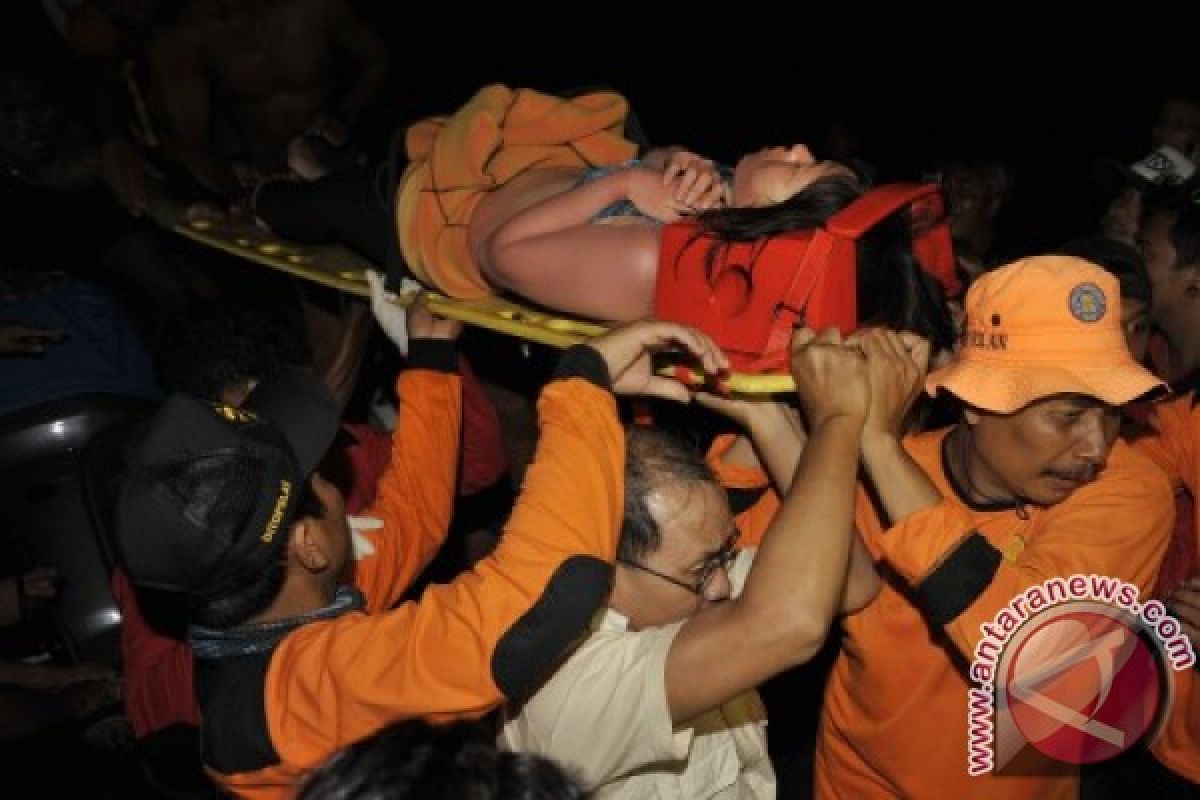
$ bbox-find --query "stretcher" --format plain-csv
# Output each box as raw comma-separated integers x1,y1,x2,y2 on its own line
172,182,954,396
173,217,797,394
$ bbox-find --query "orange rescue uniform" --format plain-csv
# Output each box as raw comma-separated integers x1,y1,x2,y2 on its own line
816,428,1172,800
202,347,624,799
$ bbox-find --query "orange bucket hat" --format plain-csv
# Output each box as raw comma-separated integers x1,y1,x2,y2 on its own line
925,255,1165,413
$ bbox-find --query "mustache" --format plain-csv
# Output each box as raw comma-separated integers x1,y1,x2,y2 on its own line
1042,463,1100,483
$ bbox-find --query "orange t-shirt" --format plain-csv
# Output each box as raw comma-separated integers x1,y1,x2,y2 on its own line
207,368,624,799
817,428,1172,800
1134,389,1200,783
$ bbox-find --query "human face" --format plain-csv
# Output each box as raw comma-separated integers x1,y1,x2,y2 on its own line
1120,296,1151,363
1138,210,1200,332
614,481,736,630
966,394,1121,507
732,144,856,208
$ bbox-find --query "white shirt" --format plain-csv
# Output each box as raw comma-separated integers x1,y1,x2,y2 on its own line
500,550,774,798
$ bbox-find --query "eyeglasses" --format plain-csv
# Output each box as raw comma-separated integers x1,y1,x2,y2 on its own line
617,528,741,596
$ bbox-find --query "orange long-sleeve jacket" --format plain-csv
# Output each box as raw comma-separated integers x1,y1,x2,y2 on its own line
199,345,624,799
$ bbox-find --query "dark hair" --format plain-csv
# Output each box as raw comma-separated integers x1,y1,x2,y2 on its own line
857,212,958,353
686,176,957,353
621,427,716,563
1056,236,1151,304
298,719,589,800
156,300,312,402
694,175,863,241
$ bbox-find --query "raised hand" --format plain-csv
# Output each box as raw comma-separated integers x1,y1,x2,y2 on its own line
789,327,870,430
850,328,931,445
586,321,728,403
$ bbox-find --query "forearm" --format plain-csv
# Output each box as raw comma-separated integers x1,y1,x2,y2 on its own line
666,416,862,721
490,169,636,246
861,434,942,525
283,349,624,734
741,416,863,640
366,341,463,599
746,414,807,494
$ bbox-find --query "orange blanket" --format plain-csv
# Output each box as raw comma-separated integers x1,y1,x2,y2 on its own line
395,84,638,299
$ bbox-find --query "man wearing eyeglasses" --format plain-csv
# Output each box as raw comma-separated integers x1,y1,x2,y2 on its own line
500,327,926,798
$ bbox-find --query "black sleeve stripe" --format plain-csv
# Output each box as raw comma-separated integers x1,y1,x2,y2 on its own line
491,556,613,703
916,532,1002,626
197,651,280,774
551,345,612,390
406,339,459,374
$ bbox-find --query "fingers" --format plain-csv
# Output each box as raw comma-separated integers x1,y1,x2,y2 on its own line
640,375,693,405
663,152,721,209
637,322,728,375
814,327,844,346
790,327,817,351
694,391,745,418
673,166,703,206
695,178,729,211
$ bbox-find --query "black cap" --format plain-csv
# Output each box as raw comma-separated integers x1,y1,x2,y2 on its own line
114,369,339,596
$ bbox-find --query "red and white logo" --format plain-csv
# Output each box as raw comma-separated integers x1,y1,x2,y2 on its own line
993,602,1167,768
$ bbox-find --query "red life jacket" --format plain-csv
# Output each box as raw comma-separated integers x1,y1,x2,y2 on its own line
654,183,958,373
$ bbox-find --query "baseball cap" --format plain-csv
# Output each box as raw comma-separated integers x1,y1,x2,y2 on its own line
1094,145,1197,195
925,256,1166,413
114,368,340,596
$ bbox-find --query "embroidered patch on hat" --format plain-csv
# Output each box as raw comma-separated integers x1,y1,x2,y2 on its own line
1068,282,1106,323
